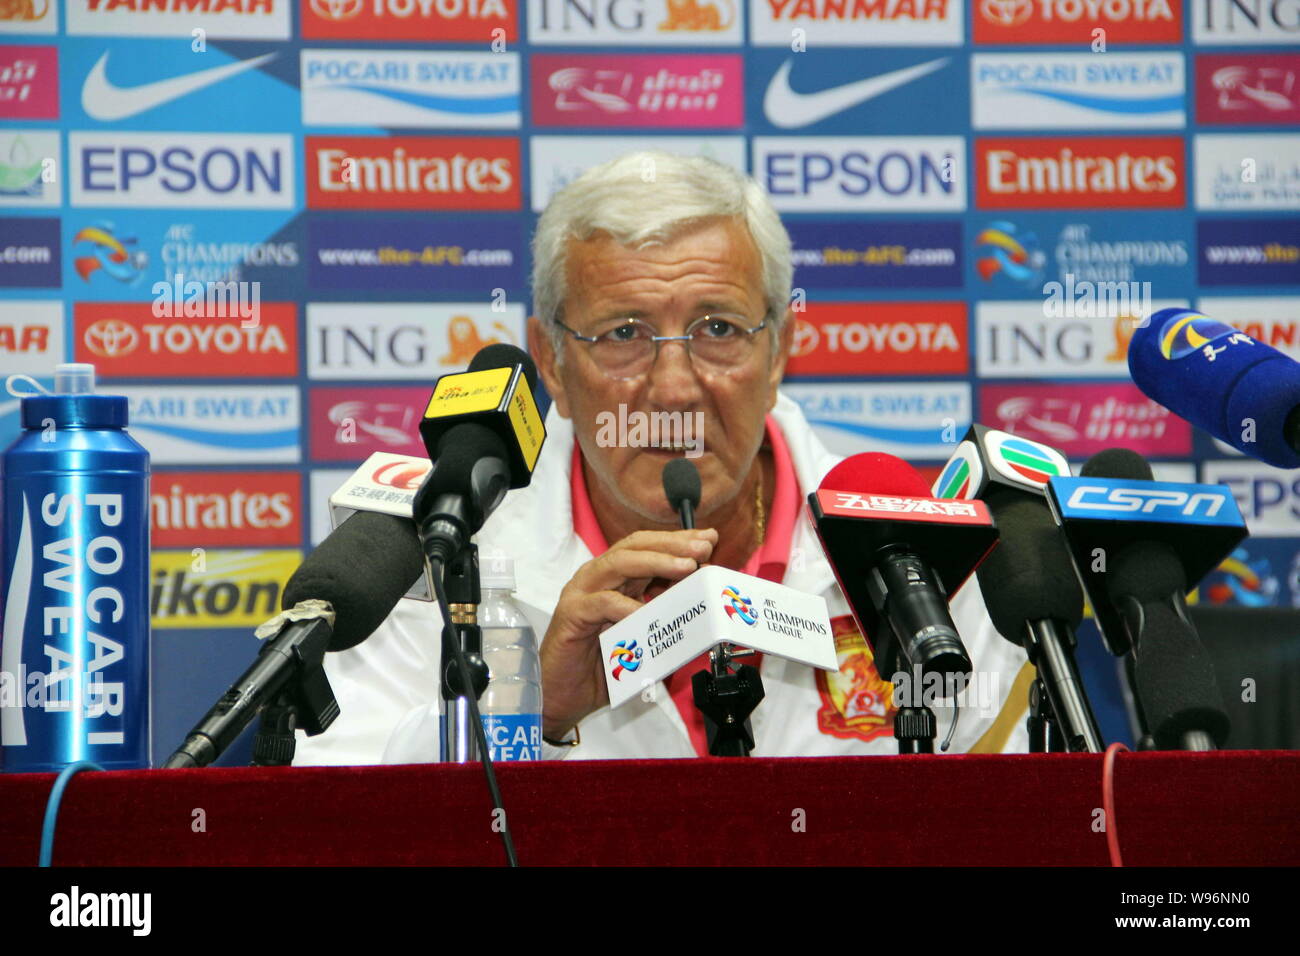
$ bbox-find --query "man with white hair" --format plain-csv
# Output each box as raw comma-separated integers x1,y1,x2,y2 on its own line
293,152,1031,765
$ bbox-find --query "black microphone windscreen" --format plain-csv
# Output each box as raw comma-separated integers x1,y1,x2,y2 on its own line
1108,540,1188,604
282,511,426,651
428,423,509,494
977,496,1084,644
468,343,538,392
1131,603,1230,748
1081,448,1154,481
662,457,702,510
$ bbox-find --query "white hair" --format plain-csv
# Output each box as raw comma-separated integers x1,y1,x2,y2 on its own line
531,151,793,349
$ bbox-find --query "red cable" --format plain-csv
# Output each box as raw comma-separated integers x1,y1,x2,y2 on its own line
1102,742,1131,867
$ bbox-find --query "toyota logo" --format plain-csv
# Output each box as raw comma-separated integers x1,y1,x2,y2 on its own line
982,0,1033,26
310,0,362,19
84,319,139,357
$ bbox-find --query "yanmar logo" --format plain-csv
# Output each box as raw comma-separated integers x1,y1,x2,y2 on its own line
976,136,1185,209
306,136,519,210
976,0,1180,43
0,300,61,374
753,0,963,45
69,0,290,38
151,471,301,547
74,303,296,377
302,0,517,42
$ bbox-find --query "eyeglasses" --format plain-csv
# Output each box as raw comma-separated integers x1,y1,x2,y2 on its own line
554,311,771,381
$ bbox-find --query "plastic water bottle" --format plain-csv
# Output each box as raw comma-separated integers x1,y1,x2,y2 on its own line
1,364,151,772
478,555,541,761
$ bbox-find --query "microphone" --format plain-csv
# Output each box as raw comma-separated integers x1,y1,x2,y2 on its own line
413,344,546,564
1046,448,1241,750
809,452,996,686
662,458,701,530
1128,307,1300,468
163,509,427,767
934,426,1104,753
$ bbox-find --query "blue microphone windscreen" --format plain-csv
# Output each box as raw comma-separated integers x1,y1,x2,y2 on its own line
1129,308,1300,468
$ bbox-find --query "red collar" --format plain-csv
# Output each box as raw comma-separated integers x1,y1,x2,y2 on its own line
570,414,801,583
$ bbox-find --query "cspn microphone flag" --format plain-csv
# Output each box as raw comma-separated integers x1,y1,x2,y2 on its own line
419,344,545,489
1128,307,1300,469
1045,474,1248,657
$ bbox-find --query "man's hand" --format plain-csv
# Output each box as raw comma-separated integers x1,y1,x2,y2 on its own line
540,528,717,739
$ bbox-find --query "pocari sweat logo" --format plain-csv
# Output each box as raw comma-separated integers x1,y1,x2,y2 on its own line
117,385,300,464
301,50,520,129
972,54,1184,129
783,382,971,459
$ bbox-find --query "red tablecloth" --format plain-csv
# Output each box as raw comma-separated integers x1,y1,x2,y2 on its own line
2,752,1296,866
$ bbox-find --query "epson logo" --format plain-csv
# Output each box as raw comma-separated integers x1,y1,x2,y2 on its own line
757,137,963,212
70,133,293,209
1066,485,1227,517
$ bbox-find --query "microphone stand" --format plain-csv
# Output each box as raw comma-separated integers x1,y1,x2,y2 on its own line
1023,620,1104,753
164,612,339,769
1026,678,1064,753
692,643,765,757
438,543,491,763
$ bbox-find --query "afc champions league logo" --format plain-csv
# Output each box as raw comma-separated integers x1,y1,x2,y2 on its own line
722,586,757,626
609,640,643,680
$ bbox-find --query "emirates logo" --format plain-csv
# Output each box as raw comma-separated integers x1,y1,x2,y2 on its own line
981,0,1033,25
84,319,139,358
310,0,362,20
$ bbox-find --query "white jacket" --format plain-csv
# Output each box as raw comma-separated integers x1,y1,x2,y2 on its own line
292,393,1031,766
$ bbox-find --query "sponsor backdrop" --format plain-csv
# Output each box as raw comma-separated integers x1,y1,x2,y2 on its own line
3,0,1297,760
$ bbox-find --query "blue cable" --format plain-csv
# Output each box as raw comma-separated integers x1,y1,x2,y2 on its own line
39,761,103,867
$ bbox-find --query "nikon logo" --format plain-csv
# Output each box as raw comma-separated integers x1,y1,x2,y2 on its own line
150,550,300,629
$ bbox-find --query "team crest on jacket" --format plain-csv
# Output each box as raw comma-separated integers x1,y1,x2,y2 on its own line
815,615,895,742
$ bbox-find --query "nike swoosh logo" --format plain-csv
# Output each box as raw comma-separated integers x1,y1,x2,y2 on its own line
82,51,277,121
764,58,950,129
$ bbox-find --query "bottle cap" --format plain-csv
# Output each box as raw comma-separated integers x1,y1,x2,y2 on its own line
480,553,515,590
54,363,96,395
20,362,127,428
